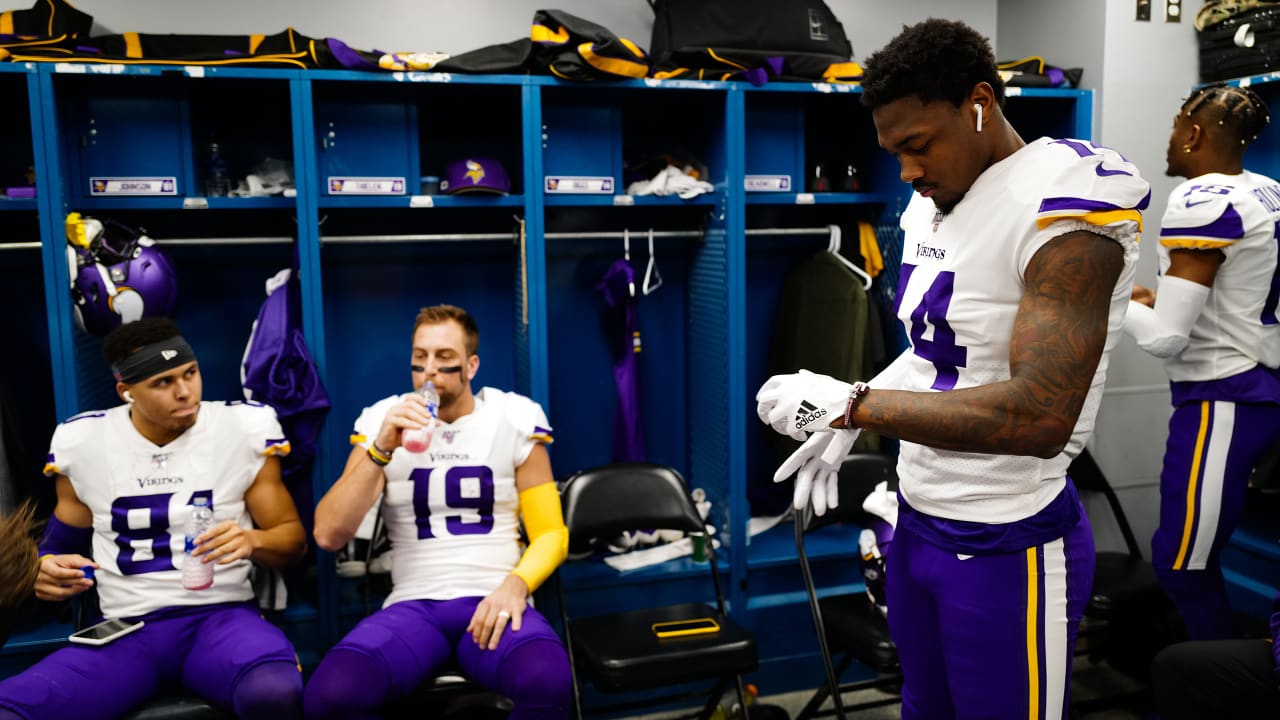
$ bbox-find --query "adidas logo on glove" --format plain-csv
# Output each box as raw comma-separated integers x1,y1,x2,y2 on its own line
794,400,827,430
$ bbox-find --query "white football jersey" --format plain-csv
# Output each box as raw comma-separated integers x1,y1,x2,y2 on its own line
350,387,552,605
891,137,1149,524
43,402,290,619
1157,171,1280,381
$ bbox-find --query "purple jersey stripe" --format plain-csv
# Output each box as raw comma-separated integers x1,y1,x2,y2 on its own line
1159,203,1245,241
264,437,288,448
1038,196,1127,214
63,411,106,424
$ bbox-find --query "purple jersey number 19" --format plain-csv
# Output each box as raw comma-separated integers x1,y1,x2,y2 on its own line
410,465,496,539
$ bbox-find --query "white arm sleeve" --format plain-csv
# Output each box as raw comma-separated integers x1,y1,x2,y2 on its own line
1123,274,1211,359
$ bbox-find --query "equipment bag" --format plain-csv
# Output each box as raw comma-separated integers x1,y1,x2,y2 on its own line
648,0,857,83
1197,4,1280,81
997,56,1083,88
0,0,91,55
1,25,380,69
436,9,649,81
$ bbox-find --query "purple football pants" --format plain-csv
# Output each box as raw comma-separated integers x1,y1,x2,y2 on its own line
304,597,571,720
0,601,301,720
887,504,1095,719
1152,400,1280,640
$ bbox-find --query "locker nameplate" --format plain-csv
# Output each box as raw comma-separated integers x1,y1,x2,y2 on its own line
744,175,791,192
327,177,406,195
544,176,613,194
90,177,177,196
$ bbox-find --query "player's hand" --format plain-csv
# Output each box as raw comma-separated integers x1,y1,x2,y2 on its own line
467,575,529,651
375,392,437,451
1131,284,1156,307
196,521,259,565
774,429,859,515
34,554,97,601
756,370,854,440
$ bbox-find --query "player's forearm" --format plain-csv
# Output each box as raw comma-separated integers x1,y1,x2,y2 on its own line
843,380,1080,459
249,519,306,568
314,457,384,551
849,230,1114,458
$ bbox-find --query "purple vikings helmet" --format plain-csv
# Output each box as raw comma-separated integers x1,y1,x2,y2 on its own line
439,157,511,195
65,213,178,337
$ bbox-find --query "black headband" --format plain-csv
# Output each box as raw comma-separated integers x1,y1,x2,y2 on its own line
112,336,196,384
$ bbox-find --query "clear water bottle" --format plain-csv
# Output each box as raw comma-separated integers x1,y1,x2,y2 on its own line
400,381,439,453
204,141,231,197
182,496,214,591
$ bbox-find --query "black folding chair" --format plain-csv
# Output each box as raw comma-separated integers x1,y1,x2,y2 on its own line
1068,448,1178,715
556,462,757,720
793,453,901,720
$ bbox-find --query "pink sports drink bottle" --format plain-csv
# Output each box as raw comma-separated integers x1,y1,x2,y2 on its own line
400,381,439,453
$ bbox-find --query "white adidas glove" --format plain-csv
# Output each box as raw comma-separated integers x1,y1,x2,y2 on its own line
756,370,854,441
773,428,859,515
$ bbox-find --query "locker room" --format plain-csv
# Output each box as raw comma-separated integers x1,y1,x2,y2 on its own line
1,1,1277,718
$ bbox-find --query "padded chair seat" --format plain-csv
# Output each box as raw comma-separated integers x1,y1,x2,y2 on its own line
817,593,898,673
569,602,757,692
1088,551,1158,616
122,696,231,720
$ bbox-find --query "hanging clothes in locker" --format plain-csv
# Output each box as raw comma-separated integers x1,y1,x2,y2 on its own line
596,235,645,462
755,249,878,516
241,268,331,520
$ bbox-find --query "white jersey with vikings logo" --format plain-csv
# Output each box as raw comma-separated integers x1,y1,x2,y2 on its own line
351,387,552,605
1157,171,1280,381
891,136,1149,524
43,401,290,619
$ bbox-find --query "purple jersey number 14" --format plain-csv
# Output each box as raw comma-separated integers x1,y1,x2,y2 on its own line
898,264,968,390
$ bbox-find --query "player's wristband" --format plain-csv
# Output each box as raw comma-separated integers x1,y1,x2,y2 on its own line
512,482,568,592
843,381,871,427
367,444,393,467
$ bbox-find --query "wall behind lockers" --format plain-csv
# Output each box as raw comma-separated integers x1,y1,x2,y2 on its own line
996,0,1106,138
68,0,998,66
1093,1,1201,555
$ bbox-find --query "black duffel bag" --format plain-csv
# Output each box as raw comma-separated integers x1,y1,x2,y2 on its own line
1198,5,1280,82
648,0,857,82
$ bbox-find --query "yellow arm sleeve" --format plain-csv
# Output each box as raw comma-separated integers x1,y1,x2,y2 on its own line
512,481,569,592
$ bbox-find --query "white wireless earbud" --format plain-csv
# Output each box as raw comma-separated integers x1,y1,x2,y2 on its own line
123,390,134,403
974,103,983,132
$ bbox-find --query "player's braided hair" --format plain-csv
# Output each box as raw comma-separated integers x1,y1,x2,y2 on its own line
861,18,1005,111
0,502,41,610
1181,82,1272,146
102,316,183,366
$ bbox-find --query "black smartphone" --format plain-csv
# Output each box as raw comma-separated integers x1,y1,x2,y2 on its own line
68,618,145,646
651,617,720,638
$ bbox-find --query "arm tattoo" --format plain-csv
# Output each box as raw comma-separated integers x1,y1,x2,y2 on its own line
849,230,1124,458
